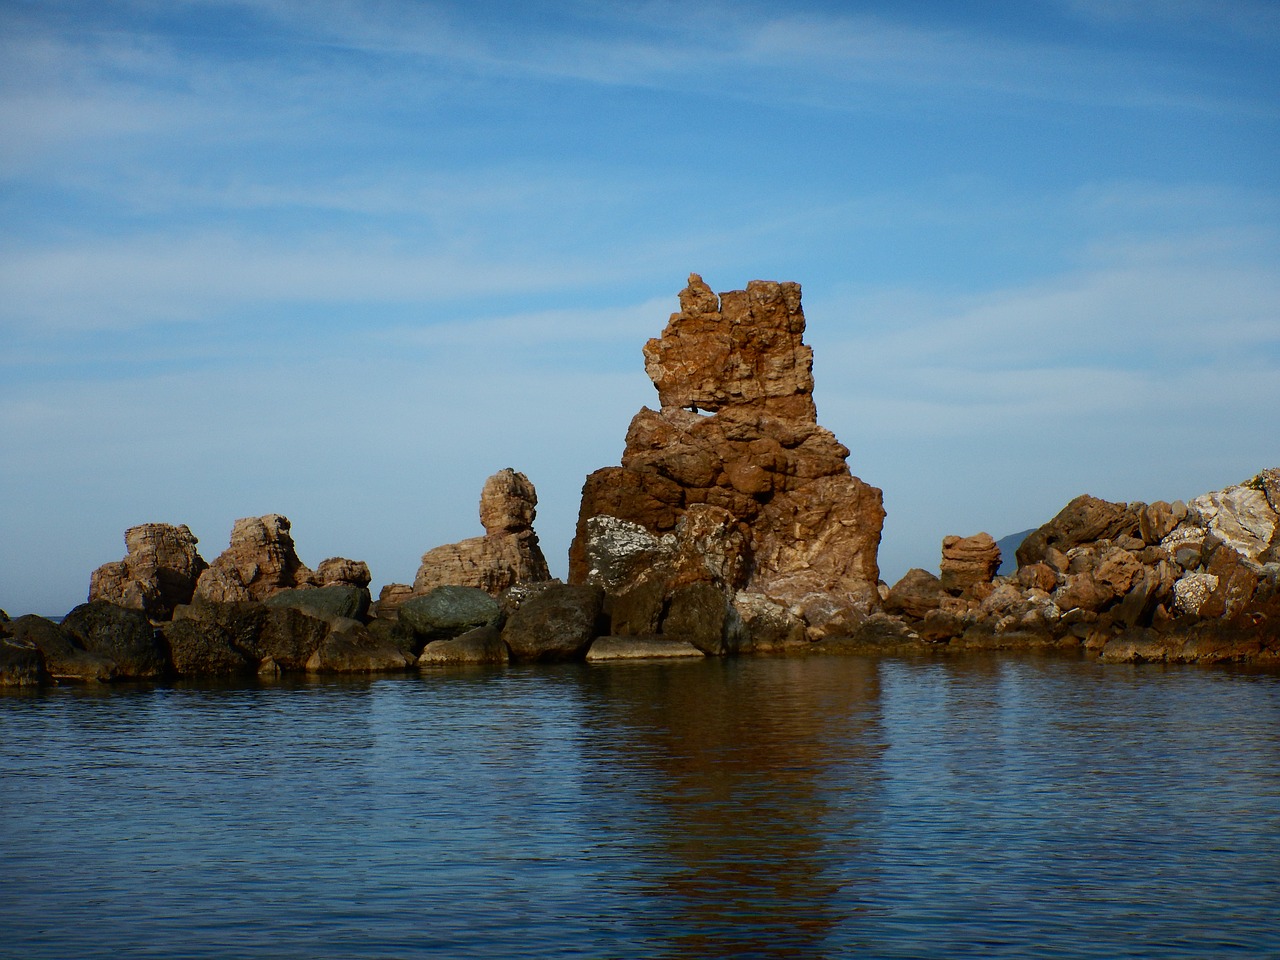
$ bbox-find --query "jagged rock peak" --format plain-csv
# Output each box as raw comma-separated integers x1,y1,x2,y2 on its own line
641,273,817,422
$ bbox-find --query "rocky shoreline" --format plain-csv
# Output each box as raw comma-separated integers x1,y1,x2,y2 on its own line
3,275,1277,685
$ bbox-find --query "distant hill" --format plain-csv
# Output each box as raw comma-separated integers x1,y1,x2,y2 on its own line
995,529,1036,576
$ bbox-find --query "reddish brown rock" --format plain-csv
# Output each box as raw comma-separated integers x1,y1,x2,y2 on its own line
413,468,551,597
193,514,316,603
1016,495,1141,568
940,533,1001,596
885,569,946,620
569,275,884,632
316,558,371,588
89,523,208,620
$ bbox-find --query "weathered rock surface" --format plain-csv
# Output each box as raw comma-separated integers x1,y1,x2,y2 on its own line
194,515,316,603
880,470,1279,663
418,624,509,665
501,583,604,663
940,533,1001,596
61,601,170,680
0,633,45,687
413,468,552,596
161,617,257,676
398,586,502,641
305,620,416,673
89,523,207,620
264,584,370,624
9,614,117,682
585,636,705,661
569,275,884,644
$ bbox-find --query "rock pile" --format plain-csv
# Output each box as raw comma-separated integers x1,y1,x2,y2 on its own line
569,274,885,649
878,470,1280,663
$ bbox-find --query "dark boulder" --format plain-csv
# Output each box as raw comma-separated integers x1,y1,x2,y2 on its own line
264,584,370,623
9,615,117,682
418,624,509,665
257,606,330,671
661,581,732,655
161,618,257,676
306,620,415,673
0,635,46,687
399,586,502,641
501,584,604,662
61,602,170,680
173,600,269,654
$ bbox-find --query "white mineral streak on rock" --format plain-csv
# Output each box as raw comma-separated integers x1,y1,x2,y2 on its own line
1173,573,1219,615
1188,486,1278,561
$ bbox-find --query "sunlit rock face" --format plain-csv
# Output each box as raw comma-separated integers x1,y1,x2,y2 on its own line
570,274,884,643
89,523,208,621
193,514,317,604
411,468,552,598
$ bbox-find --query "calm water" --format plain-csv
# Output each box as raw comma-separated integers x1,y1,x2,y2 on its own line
2,654,1278,959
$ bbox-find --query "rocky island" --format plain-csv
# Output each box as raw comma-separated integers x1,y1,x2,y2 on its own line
2,275,1277,684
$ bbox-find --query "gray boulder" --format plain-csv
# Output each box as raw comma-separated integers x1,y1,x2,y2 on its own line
161,618,257,676
264,584,370,623
399,586,501,640
256,606,331,671
501,584,604,662
661,581,731,655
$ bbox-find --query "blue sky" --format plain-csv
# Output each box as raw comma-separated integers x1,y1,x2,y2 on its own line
2,0,1278,617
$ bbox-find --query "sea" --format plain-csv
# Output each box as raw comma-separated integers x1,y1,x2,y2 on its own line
2,652,1278,959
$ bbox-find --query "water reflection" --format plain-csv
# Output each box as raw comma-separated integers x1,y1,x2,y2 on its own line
577,657,887,957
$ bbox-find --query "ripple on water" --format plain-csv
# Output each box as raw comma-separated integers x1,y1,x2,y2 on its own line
1,656,1278,959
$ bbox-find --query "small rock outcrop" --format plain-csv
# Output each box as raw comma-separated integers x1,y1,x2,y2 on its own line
194,515,317,603
406,469,552,600
89,523,208,621
569,275,884,644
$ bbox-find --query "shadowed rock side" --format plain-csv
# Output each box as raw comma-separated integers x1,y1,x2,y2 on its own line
89,523,207,621
569,274,885,647
877,468,1280,664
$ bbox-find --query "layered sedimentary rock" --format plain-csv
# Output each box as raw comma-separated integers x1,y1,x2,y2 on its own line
193,514,316,603
89,523,208,620
940,533,1001,596
570,274,884,643
410,468,551,598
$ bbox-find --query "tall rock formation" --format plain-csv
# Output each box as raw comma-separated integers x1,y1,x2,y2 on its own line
88,523,208,621
570,274,884,642
411,468,552,597
193,514,317,603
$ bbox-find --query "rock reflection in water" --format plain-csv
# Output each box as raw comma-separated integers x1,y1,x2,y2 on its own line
577,656,885,957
